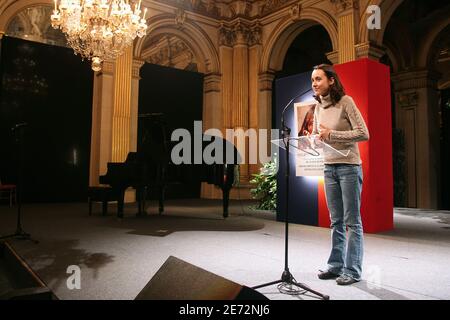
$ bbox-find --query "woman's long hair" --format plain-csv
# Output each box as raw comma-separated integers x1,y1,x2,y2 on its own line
313,64,346,105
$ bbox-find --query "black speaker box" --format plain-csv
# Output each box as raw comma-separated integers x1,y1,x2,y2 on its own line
0,241,54,300
135,256,268,300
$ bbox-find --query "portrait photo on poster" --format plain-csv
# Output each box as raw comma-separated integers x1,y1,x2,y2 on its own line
294,101,324,177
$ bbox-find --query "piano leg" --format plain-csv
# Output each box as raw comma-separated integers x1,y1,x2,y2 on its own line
158,185,165,215
136,187,142,215
117,190,125,218
135,187,147,216
102,199,108,216
88,198,92,216
222,187,230,218
141,187,147,215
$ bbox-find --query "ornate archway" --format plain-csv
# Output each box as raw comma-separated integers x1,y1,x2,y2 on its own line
3,4,66,46
261,8,338,73
385,1,450,209
134,14,221,131
358,0,404,45
134,14,219,75
0,0,52,32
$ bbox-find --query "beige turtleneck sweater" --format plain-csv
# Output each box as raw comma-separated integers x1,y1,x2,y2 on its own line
312,94,369,165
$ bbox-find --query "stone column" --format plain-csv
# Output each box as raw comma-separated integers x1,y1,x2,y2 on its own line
257,71,276,173
89,61,115,186
392,69,441,209
248,23,262,179
130,59,145,152
200,73,223,199
111,46,133,162
200,26,233,200
219,25,234,132
334,0,358,63
89,47,137,202
203,73,222,132
231,21,250,183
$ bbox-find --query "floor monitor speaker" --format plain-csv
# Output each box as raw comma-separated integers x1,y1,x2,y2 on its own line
135,256,268,300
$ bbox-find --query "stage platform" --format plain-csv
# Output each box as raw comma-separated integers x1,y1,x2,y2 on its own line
0,199,449,300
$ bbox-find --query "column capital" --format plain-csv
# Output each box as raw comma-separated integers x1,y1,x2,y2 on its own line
204,73,221,93
355,42,385,61
258,71,275,91
392,69,441,91
396,91,419,109
219,25,235,47
326,50,339,64
330,0,359,16
99,60,115,75
219,21,261,47
248,22,262,47
233,21,251,46
132,59,145,79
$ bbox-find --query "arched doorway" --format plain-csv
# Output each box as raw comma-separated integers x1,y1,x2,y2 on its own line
432,26,450,209
271,24,333,128
133,19,220,199
258,11,338,137
138,34,204,198
381,0,450,209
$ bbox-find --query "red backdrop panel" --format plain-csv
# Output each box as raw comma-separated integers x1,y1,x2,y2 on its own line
318,177,330,228
317,59,394,233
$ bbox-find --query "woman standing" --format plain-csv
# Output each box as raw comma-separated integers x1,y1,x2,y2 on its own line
311,64,369,285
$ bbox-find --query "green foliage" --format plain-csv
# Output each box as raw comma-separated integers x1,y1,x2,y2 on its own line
250,160,277,210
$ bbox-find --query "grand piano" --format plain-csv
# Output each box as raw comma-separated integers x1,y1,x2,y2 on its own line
99,113,241,218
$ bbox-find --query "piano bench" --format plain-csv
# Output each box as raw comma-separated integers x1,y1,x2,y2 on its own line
87,186,119,216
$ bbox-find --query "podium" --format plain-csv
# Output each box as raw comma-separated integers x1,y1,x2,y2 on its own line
273,135,350,177
272,135,350,158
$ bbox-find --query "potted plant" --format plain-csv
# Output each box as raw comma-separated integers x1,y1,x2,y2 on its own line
250,159,277,211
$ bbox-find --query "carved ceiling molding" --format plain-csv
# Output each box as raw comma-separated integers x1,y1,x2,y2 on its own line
329,0,358,14
289,2,302,22
142,35,196,70
219,19,261,47
260,0,291,15
157,0,301,20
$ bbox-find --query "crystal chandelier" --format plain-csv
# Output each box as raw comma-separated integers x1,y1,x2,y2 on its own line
50,0,148,71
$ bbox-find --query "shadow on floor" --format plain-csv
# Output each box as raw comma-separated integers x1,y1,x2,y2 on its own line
85,198,268,237
353,281,410,300
94,213,266,237
8,239,115,297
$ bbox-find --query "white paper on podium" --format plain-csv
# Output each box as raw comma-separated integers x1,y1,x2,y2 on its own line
271,135,350,176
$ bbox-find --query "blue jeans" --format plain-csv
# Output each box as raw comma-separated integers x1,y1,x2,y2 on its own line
324,164,364,280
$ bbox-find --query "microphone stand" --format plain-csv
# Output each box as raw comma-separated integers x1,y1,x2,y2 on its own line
0,123,38,243
252,89,329,300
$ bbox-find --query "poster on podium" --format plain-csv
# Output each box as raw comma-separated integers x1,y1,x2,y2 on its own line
271,135,350,177
294,100,323,176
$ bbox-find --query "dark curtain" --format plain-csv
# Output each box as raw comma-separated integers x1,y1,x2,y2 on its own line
0,36,93,202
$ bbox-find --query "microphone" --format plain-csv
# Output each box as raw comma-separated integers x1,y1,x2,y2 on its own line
280,88,313,137
12,122,28,130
